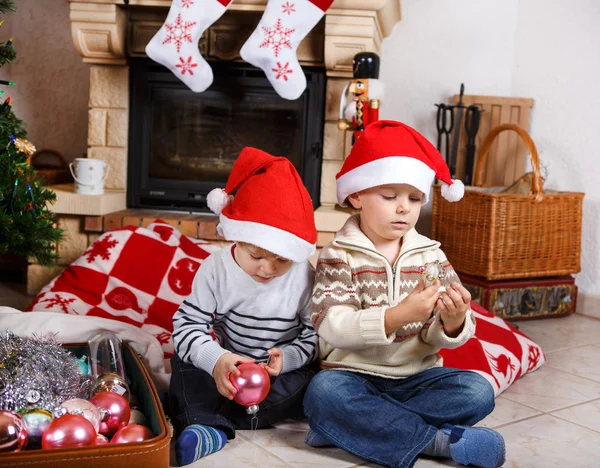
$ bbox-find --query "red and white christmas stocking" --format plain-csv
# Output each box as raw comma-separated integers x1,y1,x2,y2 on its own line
240,0,334,100
145,0,233,92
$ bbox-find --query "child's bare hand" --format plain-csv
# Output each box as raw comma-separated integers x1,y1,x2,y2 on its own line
259,348,283,377
385,280,440,333
438,282,471,336
213,353,254,400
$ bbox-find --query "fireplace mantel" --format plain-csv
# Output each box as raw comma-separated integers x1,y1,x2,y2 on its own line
69,0,401,70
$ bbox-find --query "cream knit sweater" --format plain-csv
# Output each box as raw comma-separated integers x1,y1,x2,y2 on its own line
311,215,475,378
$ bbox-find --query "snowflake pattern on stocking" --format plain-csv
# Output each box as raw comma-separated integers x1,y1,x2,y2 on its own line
282,2,295,15
176,56,198,75
260,18,295,57
162,13,197,53
42,294,76,314
85,235,119,263
272,61,293,81
181,0,194,8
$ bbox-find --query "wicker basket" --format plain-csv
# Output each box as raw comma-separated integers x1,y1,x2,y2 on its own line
432,123,584,280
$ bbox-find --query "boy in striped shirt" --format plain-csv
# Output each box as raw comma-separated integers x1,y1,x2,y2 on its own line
169,147,318,466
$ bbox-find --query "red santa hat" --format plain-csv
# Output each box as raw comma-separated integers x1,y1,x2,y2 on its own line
336,120,464,205
206,147,317,262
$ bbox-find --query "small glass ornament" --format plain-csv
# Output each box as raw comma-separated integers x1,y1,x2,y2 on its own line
60,398,101,432
419,261,446,287
229,363,270,416
41,413,96,450
18,407,53,449
111,424,154,444
88,333,130,401
90,391,130,438
129,407,148,426
95,433,110,445
0,410,28,452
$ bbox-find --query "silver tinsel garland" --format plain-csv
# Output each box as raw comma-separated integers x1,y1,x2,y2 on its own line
0,331,87,412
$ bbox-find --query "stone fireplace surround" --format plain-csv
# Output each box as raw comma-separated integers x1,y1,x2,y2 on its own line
27,0,401,295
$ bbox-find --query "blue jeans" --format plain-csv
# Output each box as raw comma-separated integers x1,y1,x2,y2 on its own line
303,367,495,468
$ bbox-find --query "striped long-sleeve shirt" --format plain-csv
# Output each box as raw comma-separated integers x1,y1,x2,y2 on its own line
172,245,318,376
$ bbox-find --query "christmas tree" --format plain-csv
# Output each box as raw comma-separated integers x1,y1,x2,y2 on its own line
0,0,62,266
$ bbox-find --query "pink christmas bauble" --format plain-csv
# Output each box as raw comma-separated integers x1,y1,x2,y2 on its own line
229,363,270,413
95,434,110,445
60,398,101,432
90,391,130,438
0,410,28,452
41,413,96,450
111,424,154,444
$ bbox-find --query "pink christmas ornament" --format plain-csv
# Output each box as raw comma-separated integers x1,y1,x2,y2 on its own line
111,424,154,444
229,363,271,415
0,410,28,452
90,391,130,438
95,434,110,445
60,398,101,432
41,413,96,450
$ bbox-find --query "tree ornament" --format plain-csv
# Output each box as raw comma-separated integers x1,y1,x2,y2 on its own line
88,333,130,401
95,433,110,445
229,362,271,415
41,413,96,450
90,392,130,438
18,407,53,449
111,424,154,444
0,410,28,452
13,137,35,157
59,398,101,432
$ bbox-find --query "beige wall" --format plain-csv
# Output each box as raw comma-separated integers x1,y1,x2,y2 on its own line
5,0,89,163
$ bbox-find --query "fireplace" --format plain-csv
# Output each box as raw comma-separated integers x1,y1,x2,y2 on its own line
128,58,325,211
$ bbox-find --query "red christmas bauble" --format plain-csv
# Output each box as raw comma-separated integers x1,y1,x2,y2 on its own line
229,363,270,414
41,413,96,450
0,410,28,452
90,391,130,437
111,424,154,444
95,434,110,445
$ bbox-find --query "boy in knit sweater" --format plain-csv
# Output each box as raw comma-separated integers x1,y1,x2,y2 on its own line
303,121,505,468
170,147,319,466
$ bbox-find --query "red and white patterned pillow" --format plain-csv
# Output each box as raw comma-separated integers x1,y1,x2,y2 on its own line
440,302,545,396
27,221,221,359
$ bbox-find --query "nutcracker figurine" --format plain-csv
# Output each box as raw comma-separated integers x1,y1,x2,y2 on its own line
338,52,385,143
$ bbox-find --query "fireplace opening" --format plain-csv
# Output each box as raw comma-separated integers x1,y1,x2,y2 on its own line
128,58,326,212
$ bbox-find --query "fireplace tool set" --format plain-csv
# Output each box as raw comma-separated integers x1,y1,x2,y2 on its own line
435,84,483,185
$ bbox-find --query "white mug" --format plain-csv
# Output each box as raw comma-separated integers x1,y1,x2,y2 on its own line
69,158,109,195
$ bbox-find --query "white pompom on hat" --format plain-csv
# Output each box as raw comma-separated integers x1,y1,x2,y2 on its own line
336,120,465,205
206,147,317,262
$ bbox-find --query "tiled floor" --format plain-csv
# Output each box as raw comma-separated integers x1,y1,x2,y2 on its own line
2,282,600,467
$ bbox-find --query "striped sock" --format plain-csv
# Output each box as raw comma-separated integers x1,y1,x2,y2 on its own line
175,424,227,466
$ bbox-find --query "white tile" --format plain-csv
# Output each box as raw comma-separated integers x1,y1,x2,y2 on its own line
355,459,455,468
239,420,364,468
500,364,600,412
172,433,291,468
497,414,600,467
553,399,600,433
477,396,542,428
545,345,600,383
515,315,600,353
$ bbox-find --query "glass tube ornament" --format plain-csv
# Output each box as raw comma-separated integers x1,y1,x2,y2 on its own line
88,332,130,401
